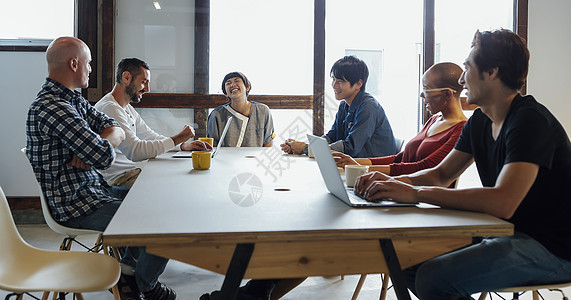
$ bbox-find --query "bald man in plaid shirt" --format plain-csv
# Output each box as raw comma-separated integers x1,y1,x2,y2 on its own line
26,37,176,300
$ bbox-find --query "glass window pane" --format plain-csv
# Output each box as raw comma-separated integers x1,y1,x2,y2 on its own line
134,108,195,137
0,0,74,45
116,0,196,136
115,0,195,93
326,0,424,141
435,0,514,67
210,1,313,95
210,0,314,142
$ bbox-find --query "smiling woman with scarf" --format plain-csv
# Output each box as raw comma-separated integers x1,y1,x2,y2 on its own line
207,71,275,147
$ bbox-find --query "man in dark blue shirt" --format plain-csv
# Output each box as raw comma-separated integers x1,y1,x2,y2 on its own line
281,56,399,158
355,29,571,299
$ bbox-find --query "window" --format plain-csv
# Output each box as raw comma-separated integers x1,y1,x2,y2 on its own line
116,0,195,93
116,0,196,136
210,1,313,95
0,0,74,48
435,0,514,116
107,1,523,139
435,0,514,66
326,0,423,141
210,0,314,141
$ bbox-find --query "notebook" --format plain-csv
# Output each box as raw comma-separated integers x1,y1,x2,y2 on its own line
307,134,415,208
173,116,233,158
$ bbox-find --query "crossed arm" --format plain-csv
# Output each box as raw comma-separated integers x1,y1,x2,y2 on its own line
354,149,539,219
68,126,125,170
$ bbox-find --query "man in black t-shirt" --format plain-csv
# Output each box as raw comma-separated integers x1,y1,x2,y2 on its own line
355,29,571,299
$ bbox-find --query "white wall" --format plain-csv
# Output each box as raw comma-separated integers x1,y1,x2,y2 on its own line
527,0,571,135
1,1,570,196
0,52,46,196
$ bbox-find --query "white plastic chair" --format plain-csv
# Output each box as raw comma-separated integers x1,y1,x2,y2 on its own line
20,148,106,252
0,186,121,300
20,148,122,299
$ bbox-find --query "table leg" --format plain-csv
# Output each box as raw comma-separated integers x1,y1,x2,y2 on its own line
219,243,255,300
379,239,412,300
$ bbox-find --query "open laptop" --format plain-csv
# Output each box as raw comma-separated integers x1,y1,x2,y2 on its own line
307,134,414,208
173,116,233,158
211,116,233,158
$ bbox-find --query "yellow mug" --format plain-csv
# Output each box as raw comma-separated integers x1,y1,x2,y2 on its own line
198,137,214,148
192,151,211,169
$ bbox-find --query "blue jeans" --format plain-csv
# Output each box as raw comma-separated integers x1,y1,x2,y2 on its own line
61,188,168,292
404,231,571,300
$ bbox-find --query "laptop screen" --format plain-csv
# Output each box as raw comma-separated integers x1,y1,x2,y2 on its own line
212,116,233,158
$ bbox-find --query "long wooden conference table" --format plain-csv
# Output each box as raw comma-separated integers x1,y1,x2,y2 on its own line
103,147,513,300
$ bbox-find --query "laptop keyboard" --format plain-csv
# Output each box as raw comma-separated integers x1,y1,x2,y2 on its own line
346,188,371,204
345,188,404,206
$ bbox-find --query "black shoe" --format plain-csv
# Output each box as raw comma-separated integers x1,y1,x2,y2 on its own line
141,282,176,300
200,290,262,300
241,279,276,299
199,292,214,300
199,279,277,300
116,274,141,300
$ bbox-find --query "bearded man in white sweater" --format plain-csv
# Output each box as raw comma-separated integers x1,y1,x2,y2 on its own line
95,58,210,188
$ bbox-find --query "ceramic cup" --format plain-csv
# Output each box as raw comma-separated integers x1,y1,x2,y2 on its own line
198,137,214,148
192,151,211,169
345,165,369,188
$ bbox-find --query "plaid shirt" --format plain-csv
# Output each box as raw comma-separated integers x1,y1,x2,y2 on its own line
26,78,121,222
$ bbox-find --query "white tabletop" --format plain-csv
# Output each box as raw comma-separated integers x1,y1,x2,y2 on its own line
104,147,512,246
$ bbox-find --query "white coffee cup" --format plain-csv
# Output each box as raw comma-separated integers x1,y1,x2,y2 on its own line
307,145,314,158
345,165,369,188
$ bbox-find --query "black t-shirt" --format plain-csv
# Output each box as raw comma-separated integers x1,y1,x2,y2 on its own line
455,94,571,261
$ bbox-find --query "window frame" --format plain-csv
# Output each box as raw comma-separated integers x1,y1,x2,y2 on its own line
90,0,527,136
0,45,49,52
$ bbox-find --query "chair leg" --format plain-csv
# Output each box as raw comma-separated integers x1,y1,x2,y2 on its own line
102,242,122,300
532,290,539,300
105,246,122,300
92,233,104,253
379,273,390,300
53,292,67,300
75,293,84,300
478,292,488,300
41,291,50,300
112,246,122,261
4,293,22,300
112,284,121,300
104,245,122,262
351,274,367,300
59,237,73,251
